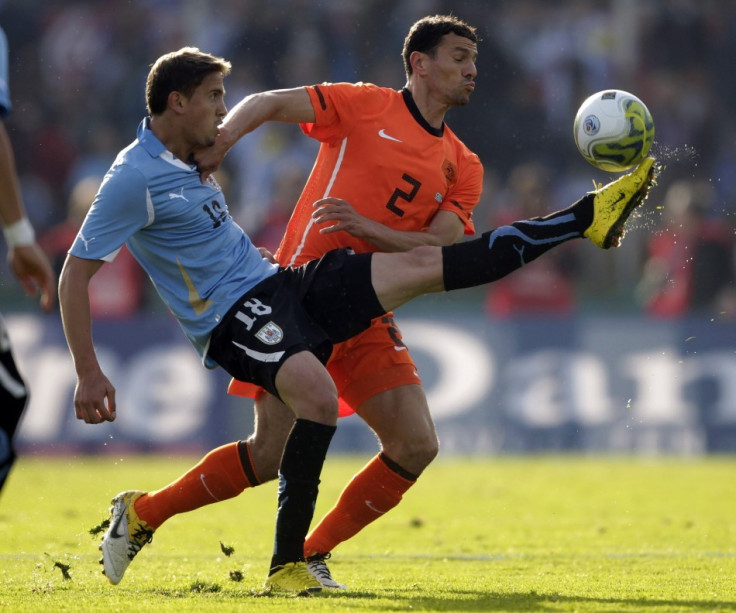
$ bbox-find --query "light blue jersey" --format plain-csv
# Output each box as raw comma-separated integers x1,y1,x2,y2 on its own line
70,118,278,364
0,27,11,117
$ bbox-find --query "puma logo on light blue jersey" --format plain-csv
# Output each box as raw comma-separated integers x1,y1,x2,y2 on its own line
168,187,189,202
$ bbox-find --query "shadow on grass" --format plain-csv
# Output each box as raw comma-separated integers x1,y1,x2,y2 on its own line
330,589,736,611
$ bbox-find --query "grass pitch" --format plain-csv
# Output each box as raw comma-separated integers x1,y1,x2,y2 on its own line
0,454,734,612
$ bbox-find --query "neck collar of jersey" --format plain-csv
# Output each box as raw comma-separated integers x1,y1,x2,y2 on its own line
401,88,444,138
137,117,194,171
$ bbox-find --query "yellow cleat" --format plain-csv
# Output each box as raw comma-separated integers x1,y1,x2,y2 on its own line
263,561,323,595
585,156,657,249
99,490,154,585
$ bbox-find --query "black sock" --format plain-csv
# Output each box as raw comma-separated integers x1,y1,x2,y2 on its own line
236,440,262,486
442,194,592,291
379,452,418,481
269,418,336,571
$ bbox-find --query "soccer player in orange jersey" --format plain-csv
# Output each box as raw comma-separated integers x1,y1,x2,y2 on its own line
130,15,482,588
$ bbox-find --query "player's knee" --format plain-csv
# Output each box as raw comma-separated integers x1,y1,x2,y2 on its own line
244,434,281,482
404,245,441,270
385,433,438,474
414,434,439,466
290,389,339,425
306,393,339,425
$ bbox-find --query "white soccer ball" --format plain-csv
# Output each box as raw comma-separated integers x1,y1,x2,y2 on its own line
573,89,655,172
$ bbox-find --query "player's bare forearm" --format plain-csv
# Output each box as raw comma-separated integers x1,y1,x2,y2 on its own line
312,199,465,252
59,256,101,375
0,122,25,226
59,256,118,423
345,223,446,253
197,87,315,179
221,88,314,143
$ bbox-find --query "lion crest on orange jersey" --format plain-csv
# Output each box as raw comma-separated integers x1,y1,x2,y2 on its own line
442,159,458,187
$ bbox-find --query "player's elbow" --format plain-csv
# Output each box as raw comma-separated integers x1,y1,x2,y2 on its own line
59,255,100,302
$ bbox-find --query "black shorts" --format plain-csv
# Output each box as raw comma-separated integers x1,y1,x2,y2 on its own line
207,249,385,398
0,315,29,470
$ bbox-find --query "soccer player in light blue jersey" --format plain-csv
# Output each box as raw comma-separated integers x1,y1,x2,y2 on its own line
58,47,656,594
0,25,56,497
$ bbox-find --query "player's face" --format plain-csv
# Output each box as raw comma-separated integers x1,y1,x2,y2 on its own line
425,33,477,107
182,72,228,148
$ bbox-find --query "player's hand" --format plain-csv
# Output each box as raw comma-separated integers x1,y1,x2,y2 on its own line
258,246,277,263
312,197,374,238
73,369,117,424
8,243,56,312
194,127,232,183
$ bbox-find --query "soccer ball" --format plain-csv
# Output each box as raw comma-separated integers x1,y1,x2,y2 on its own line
573,90,655,172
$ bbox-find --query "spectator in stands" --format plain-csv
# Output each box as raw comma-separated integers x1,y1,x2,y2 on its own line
636,179,736,318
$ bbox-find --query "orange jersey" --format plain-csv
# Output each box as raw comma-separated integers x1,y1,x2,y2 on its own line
230,83,483,414
276,82,483,266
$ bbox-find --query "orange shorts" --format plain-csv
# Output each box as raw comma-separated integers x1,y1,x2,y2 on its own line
227,313,421,417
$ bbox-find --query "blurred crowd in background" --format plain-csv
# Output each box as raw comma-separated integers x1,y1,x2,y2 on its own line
1,0,734,319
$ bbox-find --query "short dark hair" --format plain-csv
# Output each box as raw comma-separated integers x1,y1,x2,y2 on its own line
145,47,232,115
402,15,478,78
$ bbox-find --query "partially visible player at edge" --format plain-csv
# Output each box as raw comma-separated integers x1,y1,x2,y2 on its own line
0,25,56,497
116,14,483,590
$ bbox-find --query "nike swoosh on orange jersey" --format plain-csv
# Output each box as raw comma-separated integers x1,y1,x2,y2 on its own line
378,129,402,142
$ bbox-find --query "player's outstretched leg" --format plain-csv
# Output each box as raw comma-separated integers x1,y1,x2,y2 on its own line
440,156,657,293
370,156,658,313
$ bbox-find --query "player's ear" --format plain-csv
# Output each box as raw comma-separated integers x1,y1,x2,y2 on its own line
410,51,428,76
168,91,186,114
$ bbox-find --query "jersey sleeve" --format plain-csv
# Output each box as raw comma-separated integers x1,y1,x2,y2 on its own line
70,163,151,262
440,150,483,235
300,82,386,145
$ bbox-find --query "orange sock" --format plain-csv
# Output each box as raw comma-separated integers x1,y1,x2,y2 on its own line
134,442,253,529
304,453,415,557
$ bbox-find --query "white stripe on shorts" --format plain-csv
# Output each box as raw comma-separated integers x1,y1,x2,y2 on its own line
0,362,25,398
232,341,285,363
